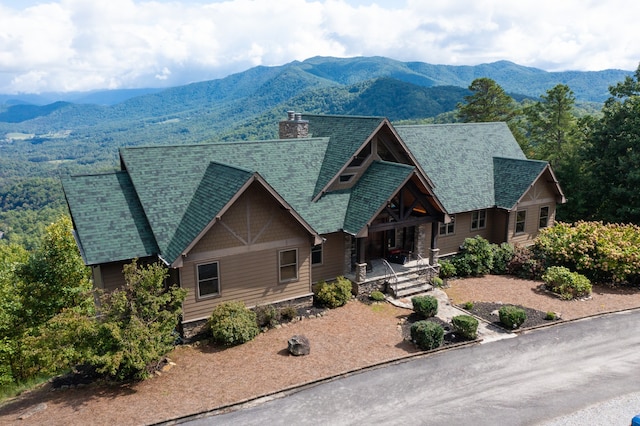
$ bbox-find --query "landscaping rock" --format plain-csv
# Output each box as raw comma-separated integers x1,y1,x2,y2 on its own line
288,335,310,356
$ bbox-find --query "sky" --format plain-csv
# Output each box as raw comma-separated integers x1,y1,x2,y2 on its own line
1,0,639,94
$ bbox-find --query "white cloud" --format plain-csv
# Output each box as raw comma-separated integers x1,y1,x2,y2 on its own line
0,0,639,93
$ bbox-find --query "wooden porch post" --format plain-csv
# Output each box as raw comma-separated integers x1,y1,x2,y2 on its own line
355,237,367,284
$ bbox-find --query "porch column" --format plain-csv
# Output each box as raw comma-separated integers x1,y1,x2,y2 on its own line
355,237,367,284
429,222,440,265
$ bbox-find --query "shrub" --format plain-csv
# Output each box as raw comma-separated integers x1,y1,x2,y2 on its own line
451,315,479,340
438,260,456,279
498,305,527,329
454,236,495,277
535,221,640,284
431,276,444,288
411,295,438,318
369,290,385,302
255,304,279,328
462,301,474,310
542,266,592,300
492,243,515,275
279,306,298,321
506,246,545,280
313,277,353,308
410,320,444,350
545,311,557,320
209,302,260,346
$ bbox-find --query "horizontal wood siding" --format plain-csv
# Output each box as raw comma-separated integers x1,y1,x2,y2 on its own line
182,182,314,323
437,211,494,256
311,232,347,283
509,176,559,246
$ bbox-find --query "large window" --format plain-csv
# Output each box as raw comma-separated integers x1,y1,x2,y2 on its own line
515,210,527,234
197,262,220,298
439,215,455,236
348,143,371,167
471,209,487,230
279,249,298,282
311,244,323,266
539,206,550,229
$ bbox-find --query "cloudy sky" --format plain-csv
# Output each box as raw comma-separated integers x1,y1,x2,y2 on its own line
1,0,639,94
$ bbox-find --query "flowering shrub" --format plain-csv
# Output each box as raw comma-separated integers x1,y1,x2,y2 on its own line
535,221,640,284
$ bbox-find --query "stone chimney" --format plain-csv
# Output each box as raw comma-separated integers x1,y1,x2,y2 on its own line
279,111,309,139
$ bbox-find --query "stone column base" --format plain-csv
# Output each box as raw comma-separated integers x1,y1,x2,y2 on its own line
355,263,367,283
429,248,440,265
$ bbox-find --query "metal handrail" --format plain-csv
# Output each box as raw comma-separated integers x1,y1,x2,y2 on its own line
416,253,439,282
381,258,399,295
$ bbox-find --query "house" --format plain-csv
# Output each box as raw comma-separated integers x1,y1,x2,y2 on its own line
395,123,566,257
62,113,564,336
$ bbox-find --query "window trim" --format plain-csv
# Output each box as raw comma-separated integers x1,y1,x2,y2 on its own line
515,210,527,234
278,248,299,283
196,261,220,300
311,243,323,266
539,206,550,229
471,209,487,230
439,214,455,236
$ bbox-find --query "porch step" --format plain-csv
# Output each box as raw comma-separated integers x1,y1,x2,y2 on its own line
388,273,433,298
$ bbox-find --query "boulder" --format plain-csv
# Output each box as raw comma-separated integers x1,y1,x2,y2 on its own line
288,334,310,356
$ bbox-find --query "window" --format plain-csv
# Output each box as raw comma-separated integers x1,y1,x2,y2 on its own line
197,262,219,298
439,215,455,236
515,210,527,234
539,206,550,229
471,210,487,230
279,249,298,282
311,244,323,265
339,174,355,183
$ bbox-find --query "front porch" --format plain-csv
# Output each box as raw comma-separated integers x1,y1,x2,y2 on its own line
345,257,440,299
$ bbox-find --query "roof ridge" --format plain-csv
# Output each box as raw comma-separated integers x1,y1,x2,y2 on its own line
395,122,508,128
120,137,330,151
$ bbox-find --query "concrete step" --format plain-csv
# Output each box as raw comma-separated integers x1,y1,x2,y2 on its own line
392,282,433,298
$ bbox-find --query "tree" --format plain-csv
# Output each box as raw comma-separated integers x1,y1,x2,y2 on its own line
86,260,187,380
457,78,530,153
584,63,640,223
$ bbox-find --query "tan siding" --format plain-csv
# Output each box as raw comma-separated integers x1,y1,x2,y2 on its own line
311,232,347,283
508,175,560,245
437,211,494,256
182,246,311,322
181,182,314,323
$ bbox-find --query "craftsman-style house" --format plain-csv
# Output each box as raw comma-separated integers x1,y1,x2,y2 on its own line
63,113,564,334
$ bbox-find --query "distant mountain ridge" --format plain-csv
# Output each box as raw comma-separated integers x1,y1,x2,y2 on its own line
0,56,632,176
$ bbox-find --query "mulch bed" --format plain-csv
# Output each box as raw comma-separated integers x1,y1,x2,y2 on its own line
400,313,471,347
461,301,561,330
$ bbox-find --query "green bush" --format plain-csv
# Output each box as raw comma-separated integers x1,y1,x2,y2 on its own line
545,311,557,320
462,301,474,310
411,295,438,318
431,276,444,288
209,302,260,346
542,266,592,300
498,305,527,329
369,290,385,302
492,243,515,275
438,260,456,279
410,320,444,350
314,276,353,308
451,315,479,340
453,236,494,277
255,304,279,328
279,306,298,321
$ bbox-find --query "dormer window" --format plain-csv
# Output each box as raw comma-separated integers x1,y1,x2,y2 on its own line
348,143,371,167
339,174,355,183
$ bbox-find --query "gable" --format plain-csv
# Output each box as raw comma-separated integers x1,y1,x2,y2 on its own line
493,157,549,209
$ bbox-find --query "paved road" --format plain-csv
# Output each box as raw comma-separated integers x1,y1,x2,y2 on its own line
184,310,640,426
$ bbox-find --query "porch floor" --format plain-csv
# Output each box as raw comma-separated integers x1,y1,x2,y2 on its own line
344,258,428,284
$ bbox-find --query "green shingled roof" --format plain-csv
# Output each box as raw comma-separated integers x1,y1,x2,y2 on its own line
493,157,549,209
343,161,415,235
396,122,532,213
62,172,158,265
303,114,386,197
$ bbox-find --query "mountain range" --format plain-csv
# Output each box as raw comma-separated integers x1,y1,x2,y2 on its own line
0,56,632,177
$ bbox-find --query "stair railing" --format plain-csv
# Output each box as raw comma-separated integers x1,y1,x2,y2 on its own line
381,258,399,296
416,254,439,284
